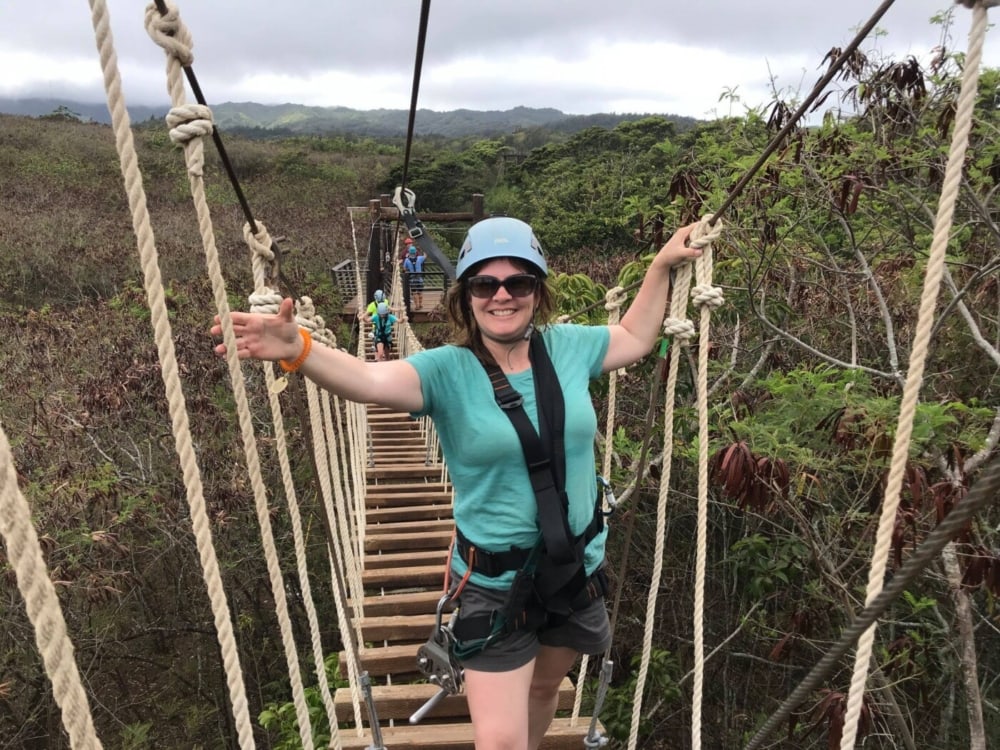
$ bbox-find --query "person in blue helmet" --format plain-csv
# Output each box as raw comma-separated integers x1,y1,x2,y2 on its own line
211,216,701,749
371,301,397,361
403,241,426,310
362,288,387,320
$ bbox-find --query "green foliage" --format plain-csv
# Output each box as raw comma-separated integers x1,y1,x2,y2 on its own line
594,648,681,741
258,656,349,750
729,533,809,599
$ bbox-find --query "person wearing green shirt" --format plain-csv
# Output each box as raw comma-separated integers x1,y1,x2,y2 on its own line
212,216,701,750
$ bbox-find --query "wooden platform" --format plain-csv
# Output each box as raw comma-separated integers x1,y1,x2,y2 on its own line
333,404,604,746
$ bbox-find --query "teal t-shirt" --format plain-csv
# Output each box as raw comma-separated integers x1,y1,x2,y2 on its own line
406,323,610,588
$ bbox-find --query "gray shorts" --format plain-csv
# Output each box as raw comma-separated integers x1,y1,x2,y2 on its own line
451,577,611,673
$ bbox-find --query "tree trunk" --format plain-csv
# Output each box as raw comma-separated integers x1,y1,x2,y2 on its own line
941,542,986,750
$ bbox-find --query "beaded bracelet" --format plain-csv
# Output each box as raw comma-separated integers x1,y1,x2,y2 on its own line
279,328,312,373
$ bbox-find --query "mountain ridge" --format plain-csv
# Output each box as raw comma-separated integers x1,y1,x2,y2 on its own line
0,97,700,138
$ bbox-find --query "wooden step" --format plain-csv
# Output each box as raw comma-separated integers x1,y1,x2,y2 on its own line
364,530,453,552
366,481,451,495
370,454,427,465
336,717,603,749
332,678,578,721
362,564,444,589
358,613,437,641
365,549,449,569
341,643,420,677
354,590,447,616
366,519,454,535
366,490,452,508
368,465,443,479
365,504,452,524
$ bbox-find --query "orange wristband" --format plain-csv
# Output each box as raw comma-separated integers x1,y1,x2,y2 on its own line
279,328,312,373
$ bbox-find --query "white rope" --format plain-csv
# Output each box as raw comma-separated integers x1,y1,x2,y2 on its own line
89,1,256,745
688,216,724,750
624,215,722,750
571,285,629,725
145,3,316,744
839,3,993,746
0,423,103,749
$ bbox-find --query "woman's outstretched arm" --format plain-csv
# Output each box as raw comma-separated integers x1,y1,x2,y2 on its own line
212,297,424,413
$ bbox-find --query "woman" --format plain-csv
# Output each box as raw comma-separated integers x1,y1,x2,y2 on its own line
212,217,699,749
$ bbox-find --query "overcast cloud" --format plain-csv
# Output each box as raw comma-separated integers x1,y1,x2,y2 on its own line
1,1,996,118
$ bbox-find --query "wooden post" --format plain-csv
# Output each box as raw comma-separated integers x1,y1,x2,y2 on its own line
472,194,484,223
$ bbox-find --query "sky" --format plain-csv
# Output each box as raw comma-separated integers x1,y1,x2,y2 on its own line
1,1,997,119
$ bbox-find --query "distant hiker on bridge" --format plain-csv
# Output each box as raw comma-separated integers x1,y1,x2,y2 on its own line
212,216,701,750
403,240,426,311
360,288,387,321
371,301,397,362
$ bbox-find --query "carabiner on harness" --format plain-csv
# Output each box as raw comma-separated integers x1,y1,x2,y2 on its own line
597,474,617,517
412,592,464,724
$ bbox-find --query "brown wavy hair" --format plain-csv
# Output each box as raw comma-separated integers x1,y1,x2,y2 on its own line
444,258,557,364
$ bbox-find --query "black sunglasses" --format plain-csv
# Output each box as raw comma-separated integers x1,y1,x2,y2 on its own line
466,273,539,299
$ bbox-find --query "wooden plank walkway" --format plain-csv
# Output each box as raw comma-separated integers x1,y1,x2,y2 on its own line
334,366,602,747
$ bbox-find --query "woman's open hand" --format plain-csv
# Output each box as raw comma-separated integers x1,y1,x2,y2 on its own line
651,221,703,271
211,297,302,362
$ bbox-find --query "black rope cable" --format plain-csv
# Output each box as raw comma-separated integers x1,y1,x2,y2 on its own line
743,452,1000,750
398,0,432,196
150,0,299,301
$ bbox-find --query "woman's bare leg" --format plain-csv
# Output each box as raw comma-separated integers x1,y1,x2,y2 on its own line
528,646,579,749
464,659,534,749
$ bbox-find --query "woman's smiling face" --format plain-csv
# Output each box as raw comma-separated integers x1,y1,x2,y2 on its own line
467,258,539,345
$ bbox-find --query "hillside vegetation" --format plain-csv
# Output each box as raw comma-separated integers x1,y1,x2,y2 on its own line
1,40,999,750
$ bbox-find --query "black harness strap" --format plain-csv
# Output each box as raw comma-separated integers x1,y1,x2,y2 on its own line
482,333,575,565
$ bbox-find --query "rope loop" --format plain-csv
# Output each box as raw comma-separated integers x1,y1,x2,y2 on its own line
604,286,628,312
144,2,194,66
662,317,696,341
691,283,725,310
248,289,282,315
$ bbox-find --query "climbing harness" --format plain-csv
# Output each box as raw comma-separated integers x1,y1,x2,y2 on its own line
411,330,611,724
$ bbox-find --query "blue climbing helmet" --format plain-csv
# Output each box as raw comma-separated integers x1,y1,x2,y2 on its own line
455,217,547,279
373,289,386,303
376,302,389,316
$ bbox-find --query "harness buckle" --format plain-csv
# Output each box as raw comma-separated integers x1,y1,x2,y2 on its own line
496,393,524,410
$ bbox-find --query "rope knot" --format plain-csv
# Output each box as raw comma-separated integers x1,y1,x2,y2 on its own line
662,317,695,341
248,289,282,315
295,297,320,334
165,104,212,176
689,214,723,250
144,2,194,67
604,286,628,312
556,314,571,324
691,283,725,310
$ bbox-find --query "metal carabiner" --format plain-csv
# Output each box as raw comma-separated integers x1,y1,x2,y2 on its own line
597,474,617,516
412,593,464,724
392,186,417,215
